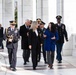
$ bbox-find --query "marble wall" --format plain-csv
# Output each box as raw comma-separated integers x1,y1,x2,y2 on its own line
42,0,48,25
18,0,33,27
22,0,33,23
36,0,42,19
18,0,23,27
18,0,49,27
57,0,64,22
4,0,14,28
0,0,14,28
63,0,76,56
48,0,56,23
36,0,49,25
0,0,2,24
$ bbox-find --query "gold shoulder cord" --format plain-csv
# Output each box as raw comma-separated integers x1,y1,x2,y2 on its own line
5,27,13,42
5,28,8,37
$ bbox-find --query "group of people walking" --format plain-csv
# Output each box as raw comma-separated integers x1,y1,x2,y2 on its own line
0,15,68,71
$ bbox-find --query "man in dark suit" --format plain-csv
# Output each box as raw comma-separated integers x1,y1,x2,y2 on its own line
55,15,68,63
0,24,4,50
36,18,42,62
19,19,31,65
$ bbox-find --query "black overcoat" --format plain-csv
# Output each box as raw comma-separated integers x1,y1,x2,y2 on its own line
20,25,29,49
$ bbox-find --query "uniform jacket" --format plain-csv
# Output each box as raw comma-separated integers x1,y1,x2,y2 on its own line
5,27,20,49
44,29,59,51
55,23,68,43
19,24,30,49
38,28,46,44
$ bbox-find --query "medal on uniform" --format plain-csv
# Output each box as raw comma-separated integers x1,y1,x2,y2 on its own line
8,35,13,42
62,26,64,29
15,30,18,33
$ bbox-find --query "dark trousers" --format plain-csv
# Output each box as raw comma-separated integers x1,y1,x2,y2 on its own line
37,45,41,62
8,48,17,68
42,44,46,63
47,51,55,65
56,43,63,61
23,49,30,63
31,49,38,68
38,44,46,63
31,44,39,69
0,38,4,49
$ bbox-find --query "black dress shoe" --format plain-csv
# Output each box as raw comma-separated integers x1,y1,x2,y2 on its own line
58,61,62,63
48,64,53,69
24,62,27,65
26,60,29,62
45,61,47,64
33,67,36,70
12,68,16,71
37,60,40,62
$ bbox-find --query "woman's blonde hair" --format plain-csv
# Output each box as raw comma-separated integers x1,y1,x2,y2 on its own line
30,21,38,30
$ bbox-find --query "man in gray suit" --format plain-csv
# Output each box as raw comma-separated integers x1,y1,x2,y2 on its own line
5,21,20,71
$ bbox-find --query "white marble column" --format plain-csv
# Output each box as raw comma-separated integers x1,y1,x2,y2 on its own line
18,0,23,27
2,0,5,26
3,0,14,28
36,0,42,19
48,0,56,23
33,0,36,20
18,0,36,27
18,0,49,27
22,0,33,23
57,0,64,22
0,0,2,24
36,0,49,24
42,0,48,25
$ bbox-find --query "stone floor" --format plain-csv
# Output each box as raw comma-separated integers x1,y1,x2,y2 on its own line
0,42,76,75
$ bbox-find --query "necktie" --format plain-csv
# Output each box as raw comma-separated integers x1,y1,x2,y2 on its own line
27,26,29,29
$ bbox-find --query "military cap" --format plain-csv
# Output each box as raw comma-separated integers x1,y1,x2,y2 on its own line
36,18,41,22
56,15,62,19
40,21,45,25
9,20,16,25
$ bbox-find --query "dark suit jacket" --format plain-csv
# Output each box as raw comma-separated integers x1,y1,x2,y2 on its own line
20,25,29,49
55,23,68,43
28,29,42,50
0,27,4,38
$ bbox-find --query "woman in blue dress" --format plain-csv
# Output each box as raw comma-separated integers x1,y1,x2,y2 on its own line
44,22,58,69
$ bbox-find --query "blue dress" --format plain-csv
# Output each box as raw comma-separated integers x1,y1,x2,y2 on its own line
44,29,59,51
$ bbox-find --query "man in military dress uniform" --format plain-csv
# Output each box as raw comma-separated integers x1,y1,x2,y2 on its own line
5,21,20,71
55,15,68,63
36,18,41,25
39,21,47,64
